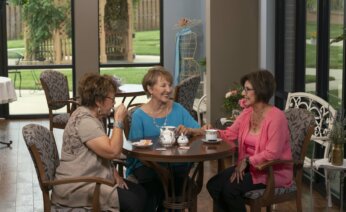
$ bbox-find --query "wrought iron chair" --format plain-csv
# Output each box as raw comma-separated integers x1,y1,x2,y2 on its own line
173,74,201,121
244,108,315,212
285,92,337,207
40,70,79,132
22,123,115,212
195,94,207,126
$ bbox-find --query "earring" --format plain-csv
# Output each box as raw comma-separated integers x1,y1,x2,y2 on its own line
97,107,101,115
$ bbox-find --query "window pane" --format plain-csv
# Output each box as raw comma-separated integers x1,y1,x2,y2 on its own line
306,0,318,93
6,1,73,115
329,1,344,110
99,0,161,65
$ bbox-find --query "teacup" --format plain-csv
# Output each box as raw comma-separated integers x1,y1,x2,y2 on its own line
205,129,218,141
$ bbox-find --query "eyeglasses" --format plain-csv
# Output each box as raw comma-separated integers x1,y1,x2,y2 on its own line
243,87,255,93
106,96,115,103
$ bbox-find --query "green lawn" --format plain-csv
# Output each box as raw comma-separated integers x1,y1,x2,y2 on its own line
7,30,160,57
8,68,148,91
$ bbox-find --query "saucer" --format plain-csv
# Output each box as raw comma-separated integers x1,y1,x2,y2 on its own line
202,138,222,144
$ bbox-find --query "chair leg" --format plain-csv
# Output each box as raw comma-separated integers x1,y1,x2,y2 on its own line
18,71,22,97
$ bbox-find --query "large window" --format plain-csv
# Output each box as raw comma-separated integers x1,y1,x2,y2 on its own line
276,0,346,202
4,0,73,116
99,0,161,70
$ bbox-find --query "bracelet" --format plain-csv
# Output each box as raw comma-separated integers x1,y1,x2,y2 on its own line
113,120,124,129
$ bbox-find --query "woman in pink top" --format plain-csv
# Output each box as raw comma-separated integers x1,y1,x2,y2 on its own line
206,70,292,212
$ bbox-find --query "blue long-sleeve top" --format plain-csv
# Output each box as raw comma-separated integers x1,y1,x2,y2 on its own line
126,102,200,176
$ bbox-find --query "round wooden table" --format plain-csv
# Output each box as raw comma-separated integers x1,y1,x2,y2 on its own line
117,84,146,108
123,135,236,211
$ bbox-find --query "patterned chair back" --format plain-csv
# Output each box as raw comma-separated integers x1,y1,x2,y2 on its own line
173,74,201,118
40,70,70,110
285,108,315,162
22,124,59,190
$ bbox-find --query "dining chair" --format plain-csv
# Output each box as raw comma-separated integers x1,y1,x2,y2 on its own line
243,108,315,212
22,123,115,212
195,94,207,126
8,51,24,97
40,70,79,132
285,92,337,207
111,105,141,178
173,74,201,120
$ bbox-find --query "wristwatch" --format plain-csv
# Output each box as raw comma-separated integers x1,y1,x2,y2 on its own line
113,120,124,129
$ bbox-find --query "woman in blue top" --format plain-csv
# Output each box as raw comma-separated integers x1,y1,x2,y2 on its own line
127,66,204,211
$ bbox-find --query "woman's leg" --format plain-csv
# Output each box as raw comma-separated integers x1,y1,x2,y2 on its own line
117,180,147,212
207,166,266,212
133,166,164,212
207,166,236,212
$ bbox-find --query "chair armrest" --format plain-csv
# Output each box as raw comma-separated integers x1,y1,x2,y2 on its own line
45,176,115,211
45,176,115,187
254,159,293,171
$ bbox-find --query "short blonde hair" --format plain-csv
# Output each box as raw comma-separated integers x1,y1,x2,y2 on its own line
142,66,173,96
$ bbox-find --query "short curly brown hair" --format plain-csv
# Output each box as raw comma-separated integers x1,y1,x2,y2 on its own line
142,66,173,96
240,70,276,103
78,73,117,107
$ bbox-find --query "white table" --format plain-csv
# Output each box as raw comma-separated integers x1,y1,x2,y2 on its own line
0,76,17,104
0,76,17,147
314,158,346,212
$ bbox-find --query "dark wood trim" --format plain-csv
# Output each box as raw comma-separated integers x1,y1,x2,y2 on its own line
316,0,330,100
274,0,286,109
0,0,9,118
294,0,306,92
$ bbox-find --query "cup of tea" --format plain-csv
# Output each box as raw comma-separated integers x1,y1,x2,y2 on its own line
205,129,218,141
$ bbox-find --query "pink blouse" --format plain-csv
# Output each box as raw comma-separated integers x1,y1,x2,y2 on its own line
219,106,293,188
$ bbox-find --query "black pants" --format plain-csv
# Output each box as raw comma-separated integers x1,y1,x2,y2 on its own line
118,179,147,212
206,166,266,212
133,165,189,212
134,166,165,212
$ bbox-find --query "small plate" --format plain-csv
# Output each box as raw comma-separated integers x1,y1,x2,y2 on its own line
202,138,222,144
132,140,153,148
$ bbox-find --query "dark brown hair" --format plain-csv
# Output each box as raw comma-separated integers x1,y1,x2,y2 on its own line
78,73,118,107
142,66,173,96
240,70,276,103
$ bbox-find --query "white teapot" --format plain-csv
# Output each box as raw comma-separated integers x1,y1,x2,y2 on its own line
159,126,176,147
177,133,189,146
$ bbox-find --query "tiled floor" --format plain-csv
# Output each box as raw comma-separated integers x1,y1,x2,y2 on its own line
0,119,342,212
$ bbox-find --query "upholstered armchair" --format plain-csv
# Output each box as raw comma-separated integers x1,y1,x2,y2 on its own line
22,124,115,212
40,70,79,132
173,74,201,120
243,108,315,212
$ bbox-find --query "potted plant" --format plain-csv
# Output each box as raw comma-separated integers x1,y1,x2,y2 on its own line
329,111,346,166
223,83,243,121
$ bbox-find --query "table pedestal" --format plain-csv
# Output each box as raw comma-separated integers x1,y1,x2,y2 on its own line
142,160,203,212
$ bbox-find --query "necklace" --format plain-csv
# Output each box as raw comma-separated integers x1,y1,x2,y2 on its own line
151,106,169,129
250,109,265,132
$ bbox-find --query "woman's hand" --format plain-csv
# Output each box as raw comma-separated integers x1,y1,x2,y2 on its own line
114,103,127,121
230,158,248,183
201,124,213,131
176,125,205,136
176,125,191,135
114,170,128,190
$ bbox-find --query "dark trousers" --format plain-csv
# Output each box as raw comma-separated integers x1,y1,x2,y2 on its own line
207,166,266,212
133,165,190,212
118,179,147,212
134,166,165,212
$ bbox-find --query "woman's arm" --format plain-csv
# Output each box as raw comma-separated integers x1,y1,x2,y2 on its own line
86,104,127,160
